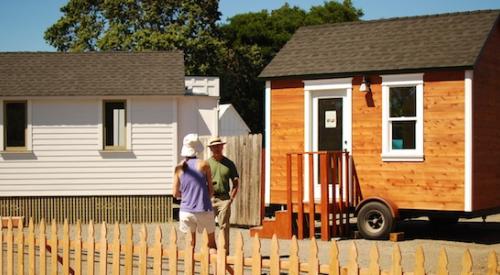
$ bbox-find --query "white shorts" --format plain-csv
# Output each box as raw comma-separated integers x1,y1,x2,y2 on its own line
179,210,216,234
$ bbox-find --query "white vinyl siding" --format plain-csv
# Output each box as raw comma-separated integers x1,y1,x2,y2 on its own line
0,97,175,196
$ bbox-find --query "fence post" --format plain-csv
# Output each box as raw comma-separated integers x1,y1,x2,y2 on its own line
308,154,315,238
251,233,262,275
74,221,82,275
28,218,35,275
461,249,473,275
308,237,319,274
17,219,24,275
368,243,380,275
112,223,121,275
286,153,293,239
7,218,13,275
289,236,299,275
62,219,70,275
153,225,163,275
168,227,178,274
87,221,95,275
414,246,425,275
347,242,359,275
124,224,133,275
99,222,107,275
0,217,3,273
320,153,330,241
270,234,280,275
328,240,340,275
487,251,497,275
50,219,58,275
297,154,304,240
391,243,403,275
216,232,227,275
138,224,148,275
234,231,244,275
437,247,448,275
39,219,47,275
199,230,210,275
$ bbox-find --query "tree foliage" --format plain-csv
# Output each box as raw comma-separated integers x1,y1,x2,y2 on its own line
219,1,363,132
45,0,223,75
45,0,363,132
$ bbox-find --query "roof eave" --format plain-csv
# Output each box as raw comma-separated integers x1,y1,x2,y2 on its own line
259,65,475,81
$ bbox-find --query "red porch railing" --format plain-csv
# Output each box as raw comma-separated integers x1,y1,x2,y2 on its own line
286,151,358,241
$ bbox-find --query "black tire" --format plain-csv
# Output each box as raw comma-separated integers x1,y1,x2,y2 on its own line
357,201,394,240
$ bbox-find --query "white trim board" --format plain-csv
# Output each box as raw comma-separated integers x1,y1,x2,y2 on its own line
304,78,352,201
464,70,473,212
264,81,271,205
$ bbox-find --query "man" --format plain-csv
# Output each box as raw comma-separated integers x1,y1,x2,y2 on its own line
207,136,239,253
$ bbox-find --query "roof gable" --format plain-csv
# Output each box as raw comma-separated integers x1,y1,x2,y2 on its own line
260,10,500,79
0,51,185,97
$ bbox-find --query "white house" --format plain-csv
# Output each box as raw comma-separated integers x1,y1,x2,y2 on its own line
218,104,250,136
0,51,219,223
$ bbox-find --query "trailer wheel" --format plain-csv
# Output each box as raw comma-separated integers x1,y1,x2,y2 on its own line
357,201,394,239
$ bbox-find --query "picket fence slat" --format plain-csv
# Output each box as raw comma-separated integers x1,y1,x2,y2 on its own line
17,219,24,275
0,217,498,275
7,218,13,275
112,223,120,275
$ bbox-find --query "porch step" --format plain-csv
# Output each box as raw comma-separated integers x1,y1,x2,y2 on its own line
250,210,292,239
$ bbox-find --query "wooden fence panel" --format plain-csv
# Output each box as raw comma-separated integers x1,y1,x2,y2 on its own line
199,134,262,226
0,218,497,275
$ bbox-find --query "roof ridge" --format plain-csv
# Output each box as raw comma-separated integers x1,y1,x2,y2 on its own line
298,9,500,31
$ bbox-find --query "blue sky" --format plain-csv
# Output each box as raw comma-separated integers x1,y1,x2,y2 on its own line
1,0,499,51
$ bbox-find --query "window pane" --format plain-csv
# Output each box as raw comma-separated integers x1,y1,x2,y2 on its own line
105,102,126,147
5,102,27,147
390,86,416,117
391,121,416,150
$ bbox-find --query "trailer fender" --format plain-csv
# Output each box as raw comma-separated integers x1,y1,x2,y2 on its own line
355,197,399,218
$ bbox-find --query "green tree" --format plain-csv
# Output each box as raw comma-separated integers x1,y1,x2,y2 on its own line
45,0,363,133
45,0,223,75
218,1,363,132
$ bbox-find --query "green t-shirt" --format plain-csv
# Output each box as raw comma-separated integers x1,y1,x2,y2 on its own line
208,156,239,199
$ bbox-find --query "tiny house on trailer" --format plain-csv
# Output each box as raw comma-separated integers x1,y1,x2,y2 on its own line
252,10,500,240
0,51,220,224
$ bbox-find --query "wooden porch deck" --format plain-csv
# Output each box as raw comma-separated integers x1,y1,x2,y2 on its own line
251,151,361,240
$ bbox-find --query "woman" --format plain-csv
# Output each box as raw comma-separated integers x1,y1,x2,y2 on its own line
172,133,217,251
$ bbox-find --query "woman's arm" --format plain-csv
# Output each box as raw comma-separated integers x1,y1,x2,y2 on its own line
201,160,214,198
172,165,182,199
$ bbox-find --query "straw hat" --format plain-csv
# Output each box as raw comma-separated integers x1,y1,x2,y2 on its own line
180,133,203,157
207,136,226,147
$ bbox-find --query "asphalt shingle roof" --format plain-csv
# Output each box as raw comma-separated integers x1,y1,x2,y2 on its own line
0,51,185,96
259,10,500,79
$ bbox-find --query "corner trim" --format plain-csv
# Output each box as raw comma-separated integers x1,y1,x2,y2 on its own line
265,81,271,205
464,70,473,212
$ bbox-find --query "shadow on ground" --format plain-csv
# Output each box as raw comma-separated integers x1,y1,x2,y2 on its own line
394,219,500,244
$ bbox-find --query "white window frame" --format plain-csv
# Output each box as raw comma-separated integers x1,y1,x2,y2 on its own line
100,99,131,151
1,99,32,152
381,74,424,162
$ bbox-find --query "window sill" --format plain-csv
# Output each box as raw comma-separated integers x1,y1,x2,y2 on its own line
381,153,424,162
1,150,33,154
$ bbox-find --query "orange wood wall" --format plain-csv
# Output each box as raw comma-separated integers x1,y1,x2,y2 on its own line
269,72,466,210
270,80,304,203
352,72,465,211
472,21,500,211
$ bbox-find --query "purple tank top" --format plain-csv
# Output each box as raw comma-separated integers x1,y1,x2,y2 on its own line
179,158,213,212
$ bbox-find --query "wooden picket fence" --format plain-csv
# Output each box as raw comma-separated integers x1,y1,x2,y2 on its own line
0,217,498,275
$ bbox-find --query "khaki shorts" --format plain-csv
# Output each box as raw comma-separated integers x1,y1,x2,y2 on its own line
179,210,216,234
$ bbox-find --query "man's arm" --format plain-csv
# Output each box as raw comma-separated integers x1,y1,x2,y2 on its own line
230,178,239,202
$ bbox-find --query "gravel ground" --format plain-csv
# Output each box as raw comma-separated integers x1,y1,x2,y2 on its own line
12,214,499,274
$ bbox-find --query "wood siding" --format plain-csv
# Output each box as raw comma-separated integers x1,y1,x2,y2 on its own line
270,80,304,203
269,72,466,210
0,96,216,196
472,20,500,211
352,72,465,211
